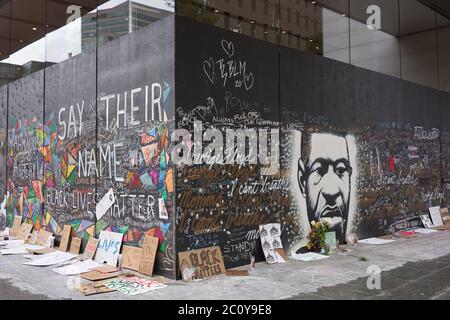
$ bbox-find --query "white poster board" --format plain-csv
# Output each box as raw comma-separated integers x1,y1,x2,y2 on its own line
23,251,77,266
420,214,434,229
53,259,102,275
429,207,444,227
94,231,123,266
96,189,115,221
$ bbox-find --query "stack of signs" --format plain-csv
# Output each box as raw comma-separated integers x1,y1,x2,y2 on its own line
94,231,123,267
429,207,444,227
259,223,287,264
104,277,167,296
178,246,226,281
420,214,434,229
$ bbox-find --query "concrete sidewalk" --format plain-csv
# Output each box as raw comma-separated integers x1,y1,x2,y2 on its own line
1,231,450,300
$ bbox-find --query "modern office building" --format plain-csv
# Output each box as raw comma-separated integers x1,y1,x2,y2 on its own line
0,0,449,279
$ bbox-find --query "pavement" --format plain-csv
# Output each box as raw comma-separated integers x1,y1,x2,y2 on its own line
1,230,450,300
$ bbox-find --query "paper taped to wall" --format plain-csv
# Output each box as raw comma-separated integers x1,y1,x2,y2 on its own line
96,189,116,221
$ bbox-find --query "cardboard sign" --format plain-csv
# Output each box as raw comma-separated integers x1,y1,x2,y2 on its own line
58,225,72,252
83,237,99,260
138,236,159,276
440,208,450,225
226,269,249,277
28,230,39,244
10,216,22,237
178,246,226,281
429,206,444,227
80,270,123,281
17,223,33,241
94,231,123,266
36,230,52,246
79,282,116,296
69,237,82,254
96,188,115,221
122,245,143,271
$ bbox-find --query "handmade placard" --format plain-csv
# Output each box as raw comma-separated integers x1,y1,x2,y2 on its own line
58,225,72,252
178,246,226,281
138,236,159,276
17,223,33,241
36,230,52,247
420,214,434,228
10,216,22,237
122,245,143,271
83,237,99,260
94,231,123,267
429,206,444,227
69,237,82,254
96,188,115,221
440,208,450,225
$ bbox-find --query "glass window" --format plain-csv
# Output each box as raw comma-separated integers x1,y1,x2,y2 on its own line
97,0,173,47
320,0,350,63
349,0,400,78
8,0,47,80
399,0,439,89
46,1,98,65
0,0,11,86
438,13,450,93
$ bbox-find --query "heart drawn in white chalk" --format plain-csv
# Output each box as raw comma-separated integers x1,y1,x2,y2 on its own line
244,73,254,91
203,57,215,84
221,40,235,58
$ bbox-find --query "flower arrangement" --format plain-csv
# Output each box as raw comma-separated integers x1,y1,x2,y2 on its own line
306,219,331,252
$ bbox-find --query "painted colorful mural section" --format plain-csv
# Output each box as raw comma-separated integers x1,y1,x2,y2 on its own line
1,17,176,278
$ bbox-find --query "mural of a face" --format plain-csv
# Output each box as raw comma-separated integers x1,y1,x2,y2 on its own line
298,133,352,243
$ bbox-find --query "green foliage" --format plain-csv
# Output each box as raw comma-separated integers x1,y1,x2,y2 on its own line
306,220,330,251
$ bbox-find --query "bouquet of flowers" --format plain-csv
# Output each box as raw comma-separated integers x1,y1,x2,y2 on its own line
306,219,331,252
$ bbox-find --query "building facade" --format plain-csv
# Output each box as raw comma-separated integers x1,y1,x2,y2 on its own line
0,0,449,279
